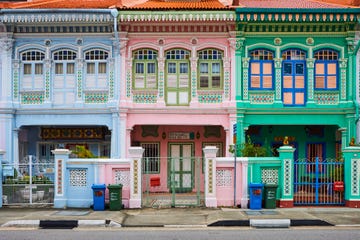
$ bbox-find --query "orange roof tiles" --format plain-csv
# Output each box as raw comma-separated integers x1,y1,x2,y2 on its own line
1,0,122,9
237,0,353,9
316,0,359,6
0,0,357,10
126,0,228,10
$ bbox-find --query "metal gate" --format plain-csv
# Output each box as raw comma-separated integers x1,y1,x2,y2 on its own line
142,157,203,208
2,156,55,206
294,157,344,206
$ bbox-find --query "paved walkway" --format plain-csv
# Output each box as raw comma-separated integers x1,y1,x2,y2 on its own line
1,206,360,228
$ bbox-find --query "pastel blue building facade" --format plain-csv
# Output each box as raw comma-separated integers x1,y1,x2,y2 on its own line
0,9,121,165
0,9,122,207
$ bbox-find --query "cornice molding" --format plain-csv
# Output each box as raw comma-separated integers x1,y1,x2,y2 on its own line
236,12,359,23
1,13,113,23
119,11,235,22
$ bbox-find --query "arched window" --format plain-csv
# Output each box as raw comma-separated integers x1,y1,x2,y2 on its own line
249,49,274,89
54,50,76,75
133,49,157,89
21,50,45,90
198,49,223,89
282,49,306,106
165,49,190,105
314,49,338,90
53,50,77,105
84,49,108,89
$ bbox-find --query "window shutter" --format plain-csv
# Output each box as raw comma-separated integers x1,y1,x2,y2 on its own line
263,76,272,88
315,76,325,89
250,76,260,88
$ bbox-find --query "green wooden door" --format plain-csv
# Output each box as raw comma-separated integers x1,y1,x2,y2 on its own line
169,143,193,192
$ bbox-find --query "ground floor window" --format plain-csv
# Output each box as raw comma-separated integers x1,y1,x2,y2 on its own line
141,142,160,173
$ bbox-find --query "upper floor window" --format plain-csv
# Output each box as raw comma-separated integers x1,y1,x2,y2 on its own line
54,50,76,75
21,50,45,89
314,49,338,90
282,49,306,106
84,49,108,89
282,49,306,60
198,49,223,89
133,49,157,89
22,51,44,75
249,49,274,89
165,49,190,105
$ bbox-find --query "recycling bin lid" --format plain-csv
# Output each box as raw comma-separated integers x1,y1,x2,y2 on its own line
265,184,278,187
92,184,106,189
249,183,264,187
107,184,123,189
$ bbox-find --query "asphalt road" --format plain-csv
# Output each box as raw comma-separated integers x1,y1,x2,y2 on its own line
0,228,360,240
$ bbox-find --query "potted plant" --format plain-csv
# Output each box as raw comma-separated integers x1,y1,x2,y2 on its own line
240,135,267,157
72,145,96,158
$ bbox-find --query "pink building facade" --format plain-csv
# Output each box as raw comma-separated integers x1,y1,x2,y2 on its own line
118,5,237,202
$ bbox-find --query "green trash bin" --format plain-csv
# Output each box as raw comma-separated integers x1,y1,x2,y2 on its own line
107,184,123,210
264,184,278,209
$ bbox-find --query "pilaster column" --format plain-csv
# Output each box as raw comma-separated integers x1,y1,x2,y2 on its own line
306,58,315,102
342,146,360,208
240,157,248,208
157,57,165,102
124,57,132,100
128,147,144,208
52,149,71,208
0,36,14,106
110,111,120,158
339,58,348,101
234,38,245,100
242,58,250,100
203,146,218,207
75,58,84,105
44,59,51,104
12,128,19,166
0,150,5,208
339,128,348,149
274,58,283,102
190,56,198,103
278,145,295,208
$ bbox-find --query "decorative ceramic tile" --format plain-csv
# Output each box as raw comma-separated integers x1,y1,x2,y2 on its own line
216,169,232,187
261,168,278,184
114,169,130,187
69,169,87,187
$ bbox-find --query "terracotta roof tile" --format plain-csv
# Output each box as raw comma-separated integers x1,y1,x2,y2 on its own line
1,0,122,9
316,0,359,6
237,0,355,9
125,0,228,10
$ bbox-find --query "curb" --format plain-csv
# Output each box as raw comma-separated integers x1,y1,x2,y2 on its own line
1,220,122,228
1,220,40,228
164,225,207,228
250,219,290,228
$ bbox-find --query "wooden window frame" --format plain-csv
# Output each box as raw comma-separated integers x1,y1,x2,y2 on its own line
249,49,274,90
198,49,223,90
314,49,339,91
133,49,158,90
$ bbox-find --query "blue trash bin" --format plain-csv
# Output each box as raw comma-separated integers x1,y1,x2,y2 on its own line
91,184,106,211
249,183,264,210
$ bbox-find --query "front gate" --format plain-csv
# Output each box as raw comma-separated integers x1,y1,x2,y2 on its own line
294,157,344,206
142,157,203,208
2,156,55,206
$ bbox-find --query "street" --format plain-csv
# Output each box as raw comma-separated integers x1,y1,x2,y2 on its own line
0,228,359,240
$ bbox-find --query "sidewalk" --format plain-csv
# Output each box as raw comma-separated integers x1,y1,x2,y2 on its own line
1,206,360,228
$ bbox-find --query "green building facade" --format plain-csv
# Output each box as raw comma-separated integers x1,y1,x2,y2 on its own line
235,8,359,161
